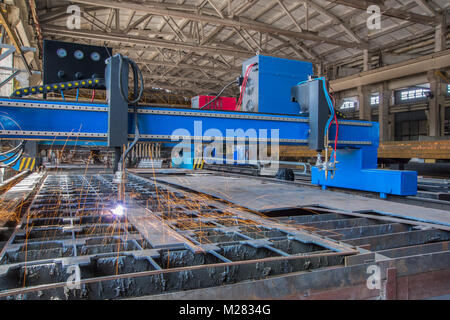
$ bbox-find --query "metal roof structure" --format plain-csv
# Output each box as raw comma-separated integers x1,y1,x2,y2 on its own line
33,0,449,100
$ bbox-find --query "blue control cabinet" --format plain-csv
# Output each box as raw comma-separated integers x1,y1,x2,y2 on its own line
241,55,313,115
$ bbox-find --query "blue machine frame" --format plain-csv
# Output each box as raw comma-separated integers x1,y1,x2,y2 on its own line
312,121,417,198
0,97,377,145
0,96,417,197
312,147,417,198
0,54,417,198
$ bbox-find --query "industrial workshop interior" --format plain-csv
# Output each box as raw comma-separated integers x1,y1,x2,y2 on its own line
0,0,449,308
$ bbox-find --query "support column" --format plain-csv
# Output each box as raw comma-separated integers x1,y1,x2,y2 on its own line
435,13,447,52
335,91,343,114
363,49,371,72
441,97,447,137
358,85,371,121
378,82,391,142
384,268,397,300
427,70,447,137
331,65,338,80
389,113,395,141
24,141,38,157
317,59,323,76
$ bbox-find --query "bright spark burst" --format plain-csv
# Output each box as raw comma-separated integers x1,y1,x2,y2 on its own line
111,204,125,217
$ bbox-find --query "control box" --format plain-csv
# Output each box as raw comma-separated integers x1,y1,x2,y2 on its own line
240,55,313,115
105,55,128,148
191,95,236,111
43,39,112,85
291,79,329,151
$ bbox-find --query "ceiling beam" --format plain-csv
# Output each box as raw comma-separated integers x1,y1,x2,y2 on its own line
330,49,450,92
310,1,434,61
41,25,254,58
413,0,436,16
135,58,241,72
124,13,151,34
330,0,437,25
38,6,98,24
276,0,303,32
206,0,225,19
43,25,316,64
147,81,226,94
67,0,366,49
299,0,363,44
270,34,318,61
143,74,224,84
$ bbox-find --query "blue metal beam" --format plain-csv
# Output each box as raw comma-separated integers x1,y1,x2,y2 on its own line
0,98,377,147
0,97,418,197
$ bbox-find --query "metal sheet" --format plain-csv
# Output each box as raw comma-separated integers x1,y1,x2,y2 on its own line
154,175,450,228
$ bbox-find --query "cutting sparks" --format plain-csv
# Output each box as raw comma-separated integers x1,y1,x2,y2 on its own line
111,204,125,217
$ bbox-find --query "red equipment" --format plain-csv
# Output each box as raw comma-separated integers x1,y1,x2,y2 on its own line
191,95,236,111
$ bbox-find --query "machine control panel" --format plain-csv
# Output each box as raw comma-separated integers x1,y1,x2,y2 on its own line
43,39,112,85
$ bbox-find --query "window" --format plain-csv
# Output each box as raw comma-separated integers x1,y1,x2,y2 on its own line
370,95,379,105
395,120,427,141
399,88,429,101
340,101,356,109
394,110,428,141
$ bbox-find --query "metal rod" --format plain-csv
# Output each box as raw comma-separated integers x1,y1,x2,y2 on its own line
0,70,19,88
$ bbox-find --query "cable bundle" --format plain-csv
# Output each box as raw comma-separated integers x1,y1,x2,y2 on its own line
0,140,26,168
116,54,144,169
236,63,257,111
319,77,339,160
296,77,339,157
199,80,237,110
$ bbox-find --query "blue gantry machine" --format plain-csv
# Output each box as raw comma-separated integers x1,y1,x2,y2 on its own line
0,41,417,198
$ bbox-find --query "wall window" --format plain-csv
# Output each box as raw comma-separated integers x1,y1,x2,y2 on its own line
340,101,356,110
370,95,379,106
394,110,428,141
395,120,428,141
399,88,429,101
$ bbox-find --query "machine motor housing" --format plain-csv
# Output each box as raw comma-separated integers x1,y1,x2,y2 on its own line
291,79,330,151
240,55,313,115
105,55,129,148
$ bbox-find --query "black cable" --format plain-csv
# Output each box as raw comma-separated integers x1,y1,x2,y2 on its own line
200,79,237,110
0,140,25,157
0,147,24,168
120,75,140,168
0,147,23,163
117,54,144,105
115,54,144,169
0,141,26,168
